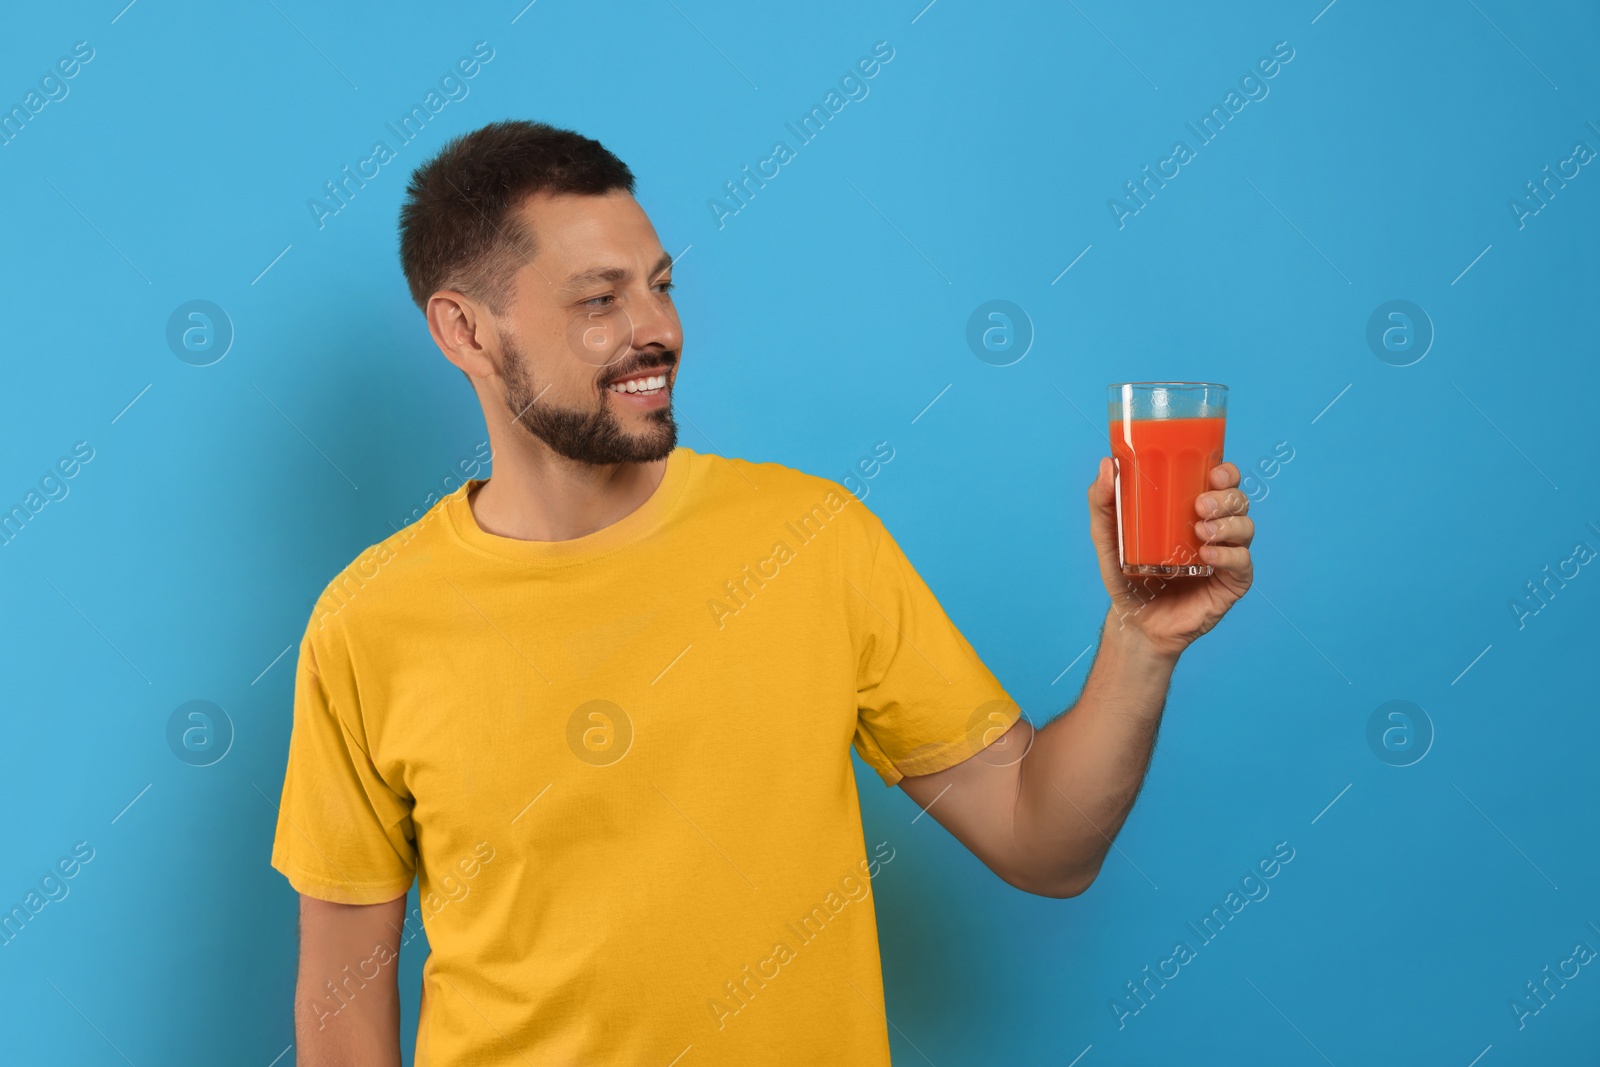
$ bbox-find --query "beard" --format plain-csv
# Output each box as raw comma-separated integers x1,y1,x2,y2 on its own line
499,330,677,466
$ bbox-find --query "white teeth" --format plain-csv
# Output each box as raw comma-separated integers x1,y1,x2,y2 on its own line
608,374,668,394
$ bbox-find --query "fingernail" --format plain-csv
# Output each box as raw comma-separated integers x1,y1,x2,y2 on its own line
1199,520,1217,539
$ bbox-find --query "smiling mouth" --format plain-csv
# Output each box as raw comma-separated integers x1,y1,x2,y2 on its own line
604,371,670,397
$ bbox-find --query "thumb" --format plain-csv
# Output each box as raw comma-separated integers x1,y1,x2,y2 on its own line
1087,456,1121,573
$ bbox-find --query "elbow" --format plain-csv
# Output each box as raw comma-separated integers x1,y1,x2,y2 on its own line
1043,866,1100,899
1003,860,1102,899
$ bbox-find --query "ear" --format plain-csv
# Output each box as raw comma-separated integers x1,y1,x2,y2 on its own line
430,290,498,380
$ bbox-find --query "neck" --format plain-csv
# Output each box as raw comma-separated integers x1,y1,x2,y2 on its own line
469,436,668,543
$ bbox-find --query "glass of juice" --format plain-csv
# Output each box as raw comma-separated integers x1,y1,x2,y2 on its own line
1107,382,1228,578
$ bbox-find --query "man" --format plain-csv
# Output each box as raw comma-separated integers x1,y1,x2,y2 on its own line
271,119,1255,1065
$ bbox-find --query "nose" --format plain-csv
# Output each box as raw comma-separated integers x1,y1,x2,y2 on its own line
627,283,680,355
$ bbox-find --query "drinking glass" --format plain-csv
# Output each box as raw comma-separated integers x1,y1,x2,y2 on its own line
1107,382,1229,578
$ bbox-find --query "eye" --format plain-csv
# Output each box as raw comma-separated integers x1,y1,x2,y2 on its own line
655,279,675,295
584,294,614,308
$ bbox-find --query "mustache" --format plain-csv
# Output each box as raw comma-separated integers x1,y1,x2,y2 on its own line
601,352,677,385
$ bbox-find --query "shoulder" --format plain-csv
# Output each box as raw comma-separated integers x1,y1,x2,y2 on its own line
693,450,886,546
305,491,458,645
716,453,850,501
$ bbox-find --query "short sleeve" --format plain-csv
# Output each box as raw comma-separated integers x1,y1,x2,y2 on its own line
851,513,1022,787
270,626,417,904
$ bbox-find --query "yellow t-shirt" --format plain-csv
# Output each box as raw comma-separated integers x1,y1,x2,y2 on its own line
270,445,1020,1065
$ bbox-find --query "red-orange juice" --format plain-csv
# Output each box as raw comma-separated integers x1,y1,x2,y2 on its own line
1109,416,1226,573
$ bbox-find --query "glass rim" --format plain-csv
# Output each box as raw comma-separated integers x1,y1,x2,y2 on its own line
1107,381,1228,389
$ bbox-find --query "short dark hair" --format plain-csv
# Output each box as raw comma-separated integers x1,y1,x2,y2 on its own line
398,119,636,317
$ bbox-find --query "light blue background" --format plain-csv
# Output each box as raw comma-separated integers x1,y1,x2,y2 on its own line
1,1,1596,1063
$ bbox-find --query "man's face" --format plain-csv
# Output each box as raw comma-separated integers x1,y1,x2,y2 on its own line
494,190,681,466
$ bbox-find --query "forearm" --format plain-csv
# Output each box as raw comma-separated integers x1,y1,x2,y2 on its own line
1014,608,1179,894
903,454,1250,898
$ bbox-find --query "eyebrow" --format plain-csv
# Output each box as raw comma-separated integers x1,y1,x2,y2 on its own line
559,250,675,295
